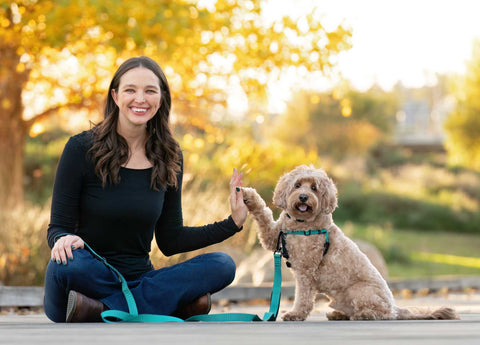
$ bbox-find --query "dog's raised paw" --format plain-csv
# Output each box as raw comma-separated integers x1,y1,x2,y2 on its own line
282,311,307,321
241,187,255,204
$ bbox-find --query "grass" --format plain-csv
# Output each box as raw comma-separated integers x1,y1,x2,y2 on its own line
340,222,480,279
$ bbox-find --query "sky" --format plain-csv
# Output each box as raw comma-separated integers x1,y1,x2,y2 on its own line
264,0,480,91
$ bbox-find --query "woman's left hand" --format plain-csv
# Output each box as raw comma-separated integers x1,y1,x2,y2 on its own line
229,168,248,229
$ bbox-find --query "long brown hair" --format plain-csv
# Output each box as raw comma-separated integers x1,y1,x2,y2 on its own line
88,56,181,190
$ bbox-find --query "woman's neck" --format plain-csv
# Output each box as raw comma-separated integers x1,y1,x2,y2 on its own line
116,123,154,169
117,123,147,151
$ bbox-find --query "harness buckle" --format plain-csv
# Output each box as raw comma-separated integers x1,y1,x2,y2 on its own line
276,231,290,260
305,230,311,236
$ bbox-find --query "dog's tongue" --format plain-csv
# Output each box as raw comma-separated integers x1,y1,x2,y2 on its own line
298,204,308,212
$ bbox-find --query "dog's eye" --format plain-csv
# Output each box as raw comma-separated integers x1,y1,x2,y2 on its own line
311,185,317,191
295,183,301,188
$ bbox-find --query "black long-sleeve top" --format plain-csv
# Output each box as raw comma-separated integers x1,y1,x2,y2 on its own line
47,130,241,280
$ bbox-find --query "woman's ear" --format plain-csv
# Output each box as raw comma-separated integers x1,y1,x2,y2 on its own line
320,176,338,214
273,174,290,210
111,89,119,105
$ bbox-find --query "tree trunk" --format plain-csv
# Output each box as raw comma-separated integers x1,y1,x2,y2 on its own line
0,46,29,209
0,119,26,209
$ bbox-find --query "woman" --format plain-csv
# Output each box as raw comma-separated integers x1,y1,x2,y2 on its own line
43,56,247,323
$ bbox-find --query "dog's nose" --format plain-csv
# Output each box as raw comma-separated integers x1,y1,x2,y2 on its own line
299,194,308,202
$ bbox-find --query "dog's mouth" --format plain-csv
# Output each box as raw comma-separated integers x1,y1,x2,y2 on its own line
295,203,312,213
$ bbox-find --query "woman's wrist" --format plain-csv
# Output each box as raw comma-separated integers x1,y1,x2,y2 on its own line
230,215,244,230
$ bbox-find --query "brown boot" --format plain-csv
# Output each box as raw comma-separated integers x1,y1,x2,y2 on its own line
66,290,106,323
172,293,212,320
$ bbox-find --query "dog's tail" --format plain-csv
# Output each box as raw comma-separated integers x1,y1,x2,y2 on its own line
394,306,459,320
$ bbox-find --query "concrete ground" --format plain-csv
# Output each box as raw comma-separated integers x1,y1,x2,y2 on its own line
1,292,479,345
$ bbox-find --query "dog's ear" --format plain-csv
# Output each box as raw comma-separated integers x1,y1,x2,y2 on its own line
273,173,290,210
319,176,338,214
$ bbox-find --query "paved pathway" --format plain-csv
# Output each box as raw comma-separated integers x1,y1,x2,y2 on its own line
1,293,479,345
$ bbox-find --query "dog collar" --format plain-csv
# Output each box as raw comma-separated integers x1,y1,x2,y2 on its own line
285,213,305,223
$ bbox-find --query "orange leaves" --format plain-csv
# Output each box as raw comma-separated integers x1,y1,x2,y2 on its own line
2,0,354,179
0,16,10,28
3,0,352,122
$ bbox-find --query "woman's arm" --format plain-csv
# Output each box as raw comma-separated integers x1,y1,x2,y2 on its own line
154,158,246,256
47,135,87,250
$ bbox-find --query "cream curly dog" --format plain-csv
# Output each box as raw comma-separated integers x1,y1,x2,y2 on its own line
242,165,459,321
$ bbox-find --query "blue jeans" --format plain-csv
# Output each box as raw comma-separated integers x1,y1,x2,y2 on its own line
43,249,236,322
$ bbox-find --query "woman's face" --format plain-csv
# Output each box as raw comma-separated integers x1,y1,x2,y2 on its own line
111,67,161,131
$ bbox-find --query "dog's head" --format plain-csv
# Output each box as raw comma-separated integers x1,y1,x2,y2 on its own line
273,165,337,221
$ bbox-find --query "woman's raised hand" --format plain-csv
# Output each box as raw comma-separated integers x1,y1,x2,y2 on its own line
229,168,248,229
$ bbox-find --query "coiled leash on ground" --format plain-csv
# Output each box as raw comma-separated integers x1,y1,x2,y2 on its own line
56,233,282,322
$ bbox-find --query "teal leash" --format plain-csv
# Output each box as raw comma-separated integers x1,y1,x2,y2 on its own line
56,233,282,322
102,252,283,323
188,252,282,322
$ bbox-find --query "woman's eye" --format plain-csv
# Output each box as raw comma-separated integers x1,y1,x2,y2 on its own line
146,89,158,94
125,89,135,93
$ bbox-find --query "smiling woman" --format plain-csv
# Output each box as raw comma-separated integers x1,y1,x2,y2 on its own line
110,67,162,169
88,57,178,187
42,56,249,323
111,68,162,132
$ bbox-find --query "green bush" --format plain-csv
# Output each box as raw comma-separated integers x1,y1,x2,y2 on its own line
24,129,70,205
335,190,480,233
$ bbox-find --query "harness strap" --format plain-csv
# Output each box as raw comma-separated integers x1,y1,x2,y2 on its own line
54,233,282,323
276,229,330,267
286,229,330,256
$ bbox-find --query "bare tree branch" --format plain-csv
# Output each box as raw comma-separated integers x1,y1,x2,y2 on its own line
23,99,99,129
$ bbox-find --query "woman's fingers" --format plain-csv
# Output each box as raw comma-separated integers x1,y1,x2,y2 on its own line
71,237,85,250
51,235,83,265
230,168,243,206
230,168,239,194
52,239,68,265
230,168,247,228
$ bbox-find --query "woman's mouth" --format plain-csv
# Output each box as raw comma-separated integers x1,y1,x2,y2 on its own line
131,107,148,115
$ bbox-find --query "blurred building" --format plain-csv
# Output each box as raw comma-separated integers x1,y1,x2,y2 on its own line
393,82,455,152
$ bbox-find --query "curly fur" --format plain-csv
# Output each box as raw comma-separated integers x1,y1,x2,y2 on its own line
242,165,459,321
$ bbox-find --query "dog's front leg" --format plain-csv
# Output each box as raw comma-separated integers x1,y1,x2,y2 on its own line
282,273,316,321
242,187,278,251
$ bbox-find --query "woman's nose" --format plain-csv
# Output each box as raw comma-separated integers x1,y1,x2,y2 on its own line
135,92,145,102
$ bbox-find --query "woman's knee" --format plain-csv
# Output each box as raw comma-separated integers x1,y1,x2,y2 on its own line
46,249,98,282
206,252,236,285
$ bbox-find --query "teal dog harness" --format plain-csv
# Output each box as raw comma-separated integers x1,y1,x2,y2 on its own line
276,229,330,268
